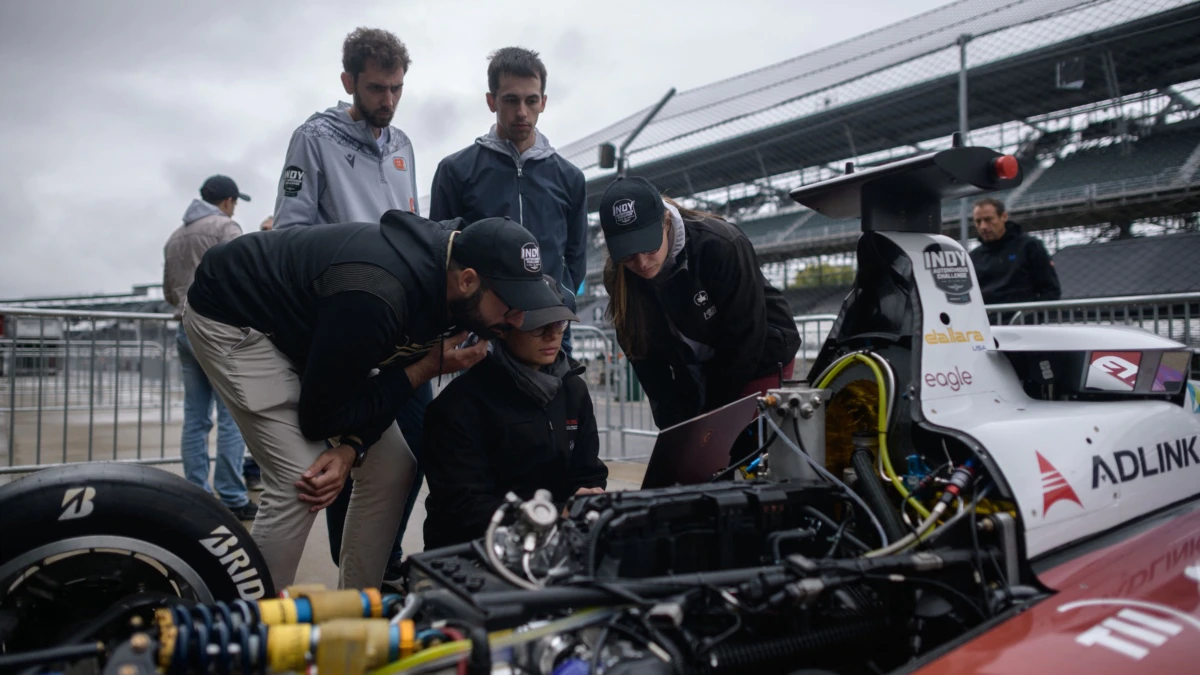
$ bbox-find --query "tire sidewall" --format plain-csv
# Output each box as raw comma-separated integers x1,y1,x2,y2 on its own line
0,463,274,602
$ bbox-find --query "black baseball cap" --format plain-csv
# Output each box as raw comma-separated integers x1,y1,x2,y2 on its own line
200,175,251,203
520,275,580,331
452,217,563,311
598,176,666,261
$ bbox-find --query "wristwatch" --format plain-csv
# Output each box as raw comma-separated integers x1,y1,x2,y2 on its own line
340,435,368,468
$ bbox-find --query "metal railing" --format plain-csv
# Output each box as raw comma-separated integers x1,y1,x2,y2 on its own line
0,306,183,476
986,291,1200,351
5,292,1198,473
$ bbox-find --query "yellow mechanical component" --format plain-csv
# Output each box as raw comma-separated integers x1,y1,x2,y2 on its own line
267,624,313,673
258,598,300,625
302,589,372,623
824,378,882,481
365,587,384,618
154,607,178,669
399,619,416,657
316,619,392,675
817,354,933,520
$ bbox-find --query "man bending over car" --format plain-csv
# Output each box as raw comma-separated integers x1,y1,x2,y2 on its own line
423,275,608,550
183,213,562,589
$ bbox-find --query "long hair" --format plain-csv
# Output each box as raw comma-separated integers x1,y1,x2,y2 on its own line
604,196,722,359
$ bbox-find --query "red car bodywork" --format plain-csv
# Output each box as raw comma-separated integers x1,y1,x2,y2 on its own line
915,501,1200,674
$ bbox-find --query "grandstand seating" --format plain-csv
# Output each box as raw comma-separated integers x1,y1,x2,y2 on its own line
715,122,1200,254
1018,126,1200,203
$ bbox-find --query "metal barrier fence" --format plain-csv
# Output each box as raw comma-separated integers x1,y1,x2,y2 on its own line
0,306,182,476
4,292,1198,473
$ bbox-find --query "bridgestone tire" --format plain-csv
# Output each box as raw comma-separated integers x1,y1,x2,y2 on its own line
0,463,275,603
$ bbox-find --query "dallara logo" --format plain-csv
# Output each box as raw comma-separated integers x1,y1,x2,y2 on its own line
924,329,985,345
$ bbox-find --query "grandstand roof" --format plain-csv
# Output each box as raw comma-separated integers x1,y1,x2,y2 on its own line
1053,231,1200,298
562,0,1200,212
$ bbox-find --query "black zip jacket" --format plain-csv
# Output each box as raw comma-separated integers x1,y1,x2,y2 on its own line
968,221,1062,304
428,131,588,296
187,209,458,449
611,216,802,430
422,355,608,550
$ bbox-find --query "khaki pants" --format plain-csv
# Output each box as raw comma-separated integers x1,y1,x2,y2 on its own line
183,307,413,590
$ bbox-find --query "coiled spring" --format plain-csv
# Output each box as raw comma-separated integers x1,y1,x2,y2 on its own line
163,600,269,675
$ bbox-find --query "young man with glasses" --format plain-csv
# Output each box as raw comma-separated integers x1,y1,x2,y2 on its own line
422,276,608,550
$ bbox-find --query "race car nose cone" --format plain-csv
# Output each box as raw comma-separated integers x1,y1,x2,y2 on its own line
994,155,1019,180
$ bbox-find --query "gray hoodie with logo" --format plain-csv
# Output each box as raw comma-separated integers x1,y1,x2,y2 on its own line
273,102,420,229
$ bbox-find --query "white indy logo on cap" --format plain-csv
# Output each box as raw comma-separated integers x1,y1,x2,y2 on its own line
522,242,542,273
612,198,637,226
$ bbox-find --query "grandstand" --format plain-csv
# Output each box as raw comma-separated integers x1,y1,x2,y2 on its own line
569,0,1200,321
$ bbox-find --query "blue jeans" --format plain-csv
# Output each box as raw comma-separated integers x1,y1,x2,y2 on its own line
326,380,433,573
176,326,249,508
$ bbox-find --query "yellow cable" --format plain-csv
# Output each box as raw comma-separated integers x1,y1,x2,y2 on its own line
817,354,932,519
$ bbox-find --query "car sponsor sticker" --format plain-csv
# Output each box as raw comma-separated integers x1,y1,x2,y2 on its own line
924,329,985,346
922,243,973,304
1188,382,1200,413
1091,435,1198,489
1037,451,1082,516
1152,351,1190,393
923,367,973,391
1086,351,1141,391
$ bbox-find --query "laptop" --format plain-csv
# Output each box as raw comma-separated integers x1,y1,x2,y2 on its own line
640,394,762,490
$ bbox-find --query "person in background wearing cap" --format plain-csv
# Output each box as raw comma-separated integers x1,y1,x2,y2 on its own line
162,175,257,521
182,211,560,589
422,275,608,550
600,177,802,432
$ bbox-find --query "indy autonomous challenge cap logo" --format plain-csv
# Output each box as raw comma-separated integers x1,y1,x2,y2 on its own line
521,242,542,273
612,198,637,226
922,243,973,304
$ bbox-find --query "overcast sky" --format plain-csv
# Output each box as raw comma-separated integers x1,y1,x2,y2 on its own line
0,0,948,299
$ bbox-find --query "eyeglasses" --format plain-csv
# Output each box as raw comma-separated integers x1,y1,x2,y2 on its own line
528,320,569,337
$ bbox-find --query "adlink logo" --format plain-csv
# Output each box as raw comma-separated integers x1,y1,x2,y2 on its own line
1092,435,1199,489
924,329,985,345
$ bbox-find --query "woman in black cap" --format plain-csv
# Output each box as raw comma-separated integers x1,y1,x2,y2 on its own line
422,276,608,550
600,176,802,430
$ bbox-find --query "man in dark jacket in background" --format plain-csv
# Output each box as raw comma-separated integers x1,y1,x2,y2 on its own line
969,197,1062,304
422,277,607,550
428,46,587,352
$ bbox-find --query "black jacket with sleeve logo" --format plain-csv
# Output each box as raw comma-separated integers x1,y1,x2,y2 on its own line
613,216,802,429
422,355,608,550
187,209,459,450
968,220,1062,305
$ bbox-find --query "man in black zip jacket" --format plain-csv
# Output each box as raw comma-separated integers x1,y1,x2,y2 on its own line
183,213,561,589
428,47,587,347
422,277,607,550
969,197,1061,305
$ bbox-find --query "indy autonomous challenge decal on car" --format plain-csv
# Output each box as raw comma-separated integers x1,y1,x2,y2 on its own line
922,243,973,304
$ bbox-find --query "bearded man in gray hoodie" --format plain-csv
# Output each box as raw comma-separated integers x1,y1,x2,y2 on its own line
272,27,426,581
273,27,420,229
163,175,257,521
